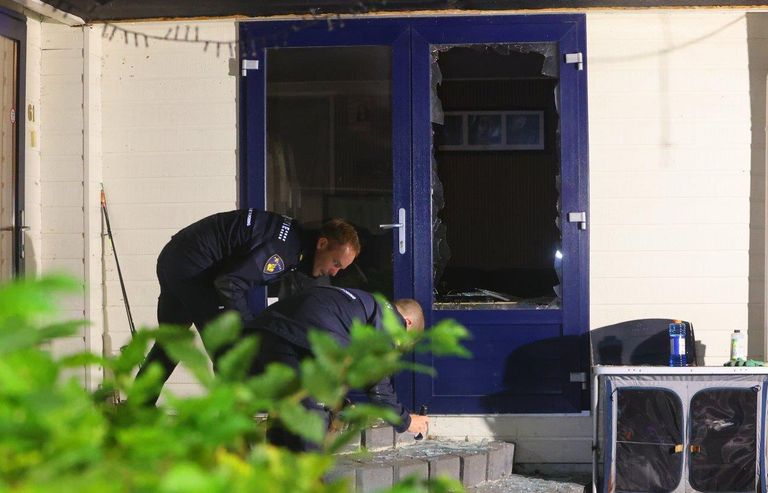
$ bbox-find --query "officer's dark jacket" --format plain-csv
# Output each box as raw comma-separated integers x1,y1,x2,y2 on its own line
162,209,304,317
247,286,412,432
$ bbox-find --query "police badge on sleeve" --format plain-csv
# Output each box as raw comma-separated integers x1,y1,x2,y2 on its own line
263,254,285,274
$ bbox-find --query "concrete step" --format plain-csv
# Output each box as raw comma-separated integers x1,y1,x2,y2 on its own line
466,474,587,493
328,437,516,492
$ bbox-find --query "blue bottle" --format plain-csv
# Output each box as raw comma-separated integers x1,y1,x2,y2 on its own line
668,320,687,367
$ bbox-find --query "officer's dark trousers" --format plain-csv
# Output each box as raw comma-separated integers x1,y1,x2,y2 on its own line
136,245,224,404
251,329,330,452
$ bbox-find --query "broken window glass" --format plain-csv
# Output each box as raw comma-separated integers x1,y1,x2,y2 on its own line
431,43,562,310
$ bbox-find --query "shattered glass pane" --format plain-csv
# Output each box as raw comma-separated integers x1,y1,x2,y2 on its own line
430,43,562,310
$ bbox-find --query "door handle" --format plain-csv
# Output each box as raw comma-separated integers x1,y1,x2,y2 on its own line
0,226,29,232
379,207,406,254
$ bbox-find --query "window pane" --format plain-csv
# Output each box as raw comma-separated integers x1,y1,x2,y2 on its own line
266,46,393,297
431,44,561,310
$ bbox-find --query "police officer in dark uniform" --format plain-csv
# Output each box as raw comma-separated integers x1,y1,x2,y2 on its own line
246,285,429,451
139,209,360,402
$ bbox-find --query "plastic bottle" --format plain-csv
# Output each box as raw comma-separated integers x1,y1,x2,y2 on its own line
730,330,747,361
668,320,687,367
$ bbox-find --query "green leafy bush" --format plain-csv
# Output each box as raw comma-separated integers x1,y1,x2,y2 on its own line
0,276,471,493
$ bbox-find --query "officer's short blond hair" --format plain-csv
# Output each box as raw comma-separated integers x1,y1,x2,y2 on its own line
394,298,425,331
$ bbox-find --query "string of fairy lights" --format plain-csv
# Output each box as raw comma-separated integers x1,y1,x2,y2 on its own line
101,22,237,57
95,2,383,58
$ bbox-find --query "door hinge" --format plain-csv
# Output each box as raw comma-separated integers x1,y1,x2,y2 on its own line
570,371,588,390
241,59,259,76
568,211,587,231
570,372,587,383
564,52,584,71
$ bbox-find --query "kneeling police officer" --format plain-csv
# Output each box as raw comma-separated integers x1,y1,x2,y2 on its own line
246,285,429,451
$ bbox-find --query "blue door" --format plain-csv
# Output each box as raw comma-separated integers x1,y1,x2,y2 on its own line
239,14,589,413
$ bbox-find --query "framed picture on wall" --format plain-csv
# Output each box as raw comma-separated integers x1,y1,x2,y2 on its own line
439,110,544,151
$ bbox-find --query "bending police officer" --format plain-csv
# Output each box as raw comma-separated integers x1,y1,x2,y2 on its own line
139,209,360,402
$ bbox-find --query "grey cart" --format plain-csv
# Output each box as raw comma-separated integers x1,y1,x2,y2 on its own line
592,366,768,493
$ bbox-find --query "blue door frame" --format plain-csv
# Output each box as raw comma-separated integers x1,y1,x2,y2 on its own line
239,14,589,413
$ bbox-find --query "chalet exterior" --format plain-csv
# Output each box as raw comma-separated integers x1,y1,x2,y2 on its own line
0,0,765,471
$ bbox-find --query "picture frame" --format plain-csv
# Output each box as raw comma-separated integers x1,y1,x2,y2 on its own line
439,110,545,151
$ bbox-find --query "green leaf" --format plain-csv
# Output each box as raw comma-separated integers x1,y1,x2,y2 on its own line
275,401,326,446
427,476,466,493
424,320,472,358
0,325,42,355
248,363,298,400
216,335,258,381
0,350,58,396
347,353,400,389
300,359,345,407
307,330,344,374
394,361,437,377
39,320,86,341
374,293,406,330
0,275,80,325
385,476,429,493
59,352,107,369
201,311,242,356
157,327,213,387
159,462,218,493
126,362,165,405
111,329,155,375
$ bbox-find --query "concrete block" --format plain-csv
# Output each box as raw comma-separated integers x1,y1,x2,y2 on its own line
363,425,395,451
324,466,355,487
428,455,461,482
394,459,429,482
328,429,363,454
486,442,515,480
460,452,489,487
356,464,394,493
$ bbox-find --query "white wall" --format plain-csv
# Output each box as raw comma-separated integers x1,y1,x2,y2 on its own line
100,20,237,395
39,21,89,380
31,9,768,465
588,10,766,365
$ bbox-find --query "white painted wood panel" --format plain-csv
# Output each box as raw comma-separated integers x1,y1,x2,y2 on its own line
589,145,753,172
591,251,748,278
591,303,747,331
100,20,236,392
102,126,235,153
592,170,749,198
103,150,236,178
591,197,748,225
102,177,236,204
588,9,761,375
40,24,87,365
590,224,750,252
